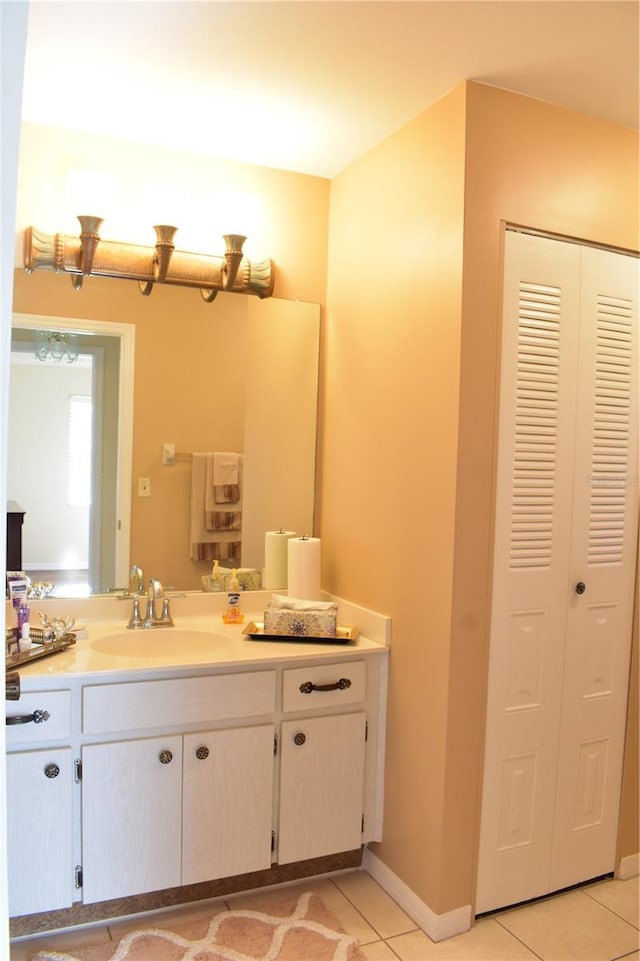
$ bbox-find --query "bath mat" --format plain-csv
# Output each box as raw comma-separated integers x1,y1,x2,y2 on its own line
30,890,368,961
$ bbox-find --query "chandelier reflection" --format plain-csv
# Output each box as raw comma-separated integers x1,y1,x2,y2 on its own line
35,330,80,364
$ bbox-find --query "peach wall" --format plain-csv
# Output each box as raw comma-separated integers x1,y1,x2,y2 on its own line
322,84,467,907
323,80,639,916
12,125,329,588
457,83,639,900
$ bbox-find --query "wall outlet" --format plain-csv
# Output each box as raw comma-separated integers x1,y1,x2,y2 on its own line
138,477,151,497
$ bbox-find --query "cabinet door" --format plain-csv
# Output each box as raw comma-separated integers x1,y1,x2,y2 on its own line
7,748,73,916
183,724,274,884
81,735,182,903
278,712,366,864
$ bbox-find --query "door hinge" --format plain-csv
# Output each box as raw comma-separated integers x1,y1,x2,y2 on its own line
361,815,365,834
74,865,83,889
271,830,276,853
74,758,82,782
273,733,278,756
365,721,368,742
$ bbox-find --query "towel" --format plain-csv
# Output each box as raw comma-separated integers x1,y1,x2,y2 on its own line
204,452,243,530
208,451,241,505
191,453,242,562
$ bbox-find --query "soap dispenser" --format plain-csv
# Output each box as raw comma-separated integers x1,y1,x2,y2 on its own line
222,569,244,624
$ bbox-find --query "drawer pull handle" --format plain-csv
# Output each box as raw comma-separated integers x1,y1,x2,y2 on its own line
44,763,60,779
6,709,50,726
195,746,209,760
299,678,351,694
293,732,306,746
158,750,173,764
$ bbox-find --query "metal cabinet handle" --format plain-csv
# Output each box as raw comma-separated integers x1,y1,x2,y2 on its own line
6,709,50,726
158,750,173,764
195,746,209,760
299,678,351,694
575,581,587,595
44,763,60,779
293,732,306,746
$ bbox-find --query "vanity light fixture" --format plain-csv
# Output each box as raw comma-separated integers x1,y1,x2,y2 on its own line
24,218,275,303
34,329,80,364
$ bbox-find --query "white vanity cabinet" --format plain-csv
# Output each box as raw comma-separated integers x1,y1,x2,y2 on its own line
80,670,277,903
8,622,388,917
81,734,183,902
277,660,369,864
5,690,74,917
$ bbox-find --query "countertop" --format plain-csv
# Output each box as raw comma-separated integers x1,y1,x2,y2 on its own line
5,590,390,686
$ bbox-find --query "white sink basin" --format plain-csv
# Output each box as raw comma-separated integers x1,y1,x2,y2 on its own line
91,629,231,658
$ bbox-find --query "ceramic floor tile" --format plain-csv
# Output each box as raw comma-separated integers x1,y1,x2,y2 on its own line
583,876,640,928
496,888,640,961
334,870,417,939
359,940,402,960
386,917,538,960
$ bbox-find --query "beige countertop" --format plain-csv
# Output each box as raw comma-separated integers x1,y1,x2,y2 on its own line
6,590,390,685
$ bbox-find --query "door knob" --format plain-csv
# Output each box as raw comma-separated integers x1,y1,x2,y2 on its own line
575,581,586,595
158,750,173,764
195,746,209,760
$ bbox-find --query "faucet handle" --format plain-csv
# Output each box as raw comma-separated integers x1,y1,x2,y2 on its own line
127,595,144,630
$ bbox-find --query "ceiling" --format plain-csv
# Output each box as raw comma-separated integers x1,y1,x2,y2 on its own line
21,1,639,179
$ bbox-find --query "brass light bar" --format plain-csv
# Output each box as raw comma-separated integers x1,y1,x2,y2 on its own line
24,219,275,302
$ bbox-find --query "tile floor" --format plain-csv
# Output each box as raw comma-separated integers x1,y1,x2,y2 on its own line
9,870,639,960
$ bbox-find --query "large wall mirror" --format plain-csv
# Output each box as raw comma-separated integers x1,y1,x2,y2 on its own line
7,294,319,597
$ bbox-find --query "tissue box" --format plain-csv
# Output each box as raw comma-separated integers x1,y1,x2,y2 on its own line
263,608,337,637
201,568,262,592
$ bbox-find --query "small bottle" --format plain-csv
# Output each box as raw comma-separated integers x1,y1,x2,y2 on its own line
18,605,31,651
222,569,244,624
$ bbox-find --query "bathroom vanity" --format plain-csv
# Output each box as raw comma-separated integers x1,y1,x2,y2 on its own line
5,592,389,920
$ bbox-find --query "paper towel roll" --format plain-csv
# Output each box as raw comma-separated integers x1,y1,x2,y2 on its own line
287,536,321,600
263,530,296,589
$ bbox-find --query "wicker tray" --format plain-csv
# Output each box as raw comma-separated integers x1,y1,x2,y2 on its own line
6,626,77,669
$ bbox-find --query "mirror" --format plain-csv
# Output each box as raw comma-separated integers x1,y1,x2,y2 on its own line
7,287,320,597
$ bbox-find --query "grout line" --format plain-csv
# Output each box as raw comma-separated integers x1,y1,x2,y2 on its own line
581,887,640,931
492,915,545,960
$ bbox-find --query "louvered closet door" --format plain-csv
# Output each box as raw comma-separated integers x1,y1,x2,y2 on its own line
476,231,638,915
549,246,638,890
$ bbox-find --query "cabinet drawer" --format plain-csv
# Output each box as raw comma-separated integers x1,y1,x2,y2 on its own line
282,661,366,712
83,671,276,734
6,690,71,745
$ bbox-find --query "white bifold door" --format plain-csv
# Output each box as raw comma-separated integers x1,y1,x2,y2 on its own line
476,230,638,914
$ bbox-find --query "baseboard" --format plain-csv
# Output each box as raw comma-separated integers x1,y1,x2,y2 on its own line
616,853,640,880
362,849,472,942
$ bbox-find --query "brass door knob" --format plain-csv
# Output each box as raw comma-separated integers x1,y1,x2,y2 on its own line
44,763,60,779
158,750,173,764
195,746,209,760
293,732,306,746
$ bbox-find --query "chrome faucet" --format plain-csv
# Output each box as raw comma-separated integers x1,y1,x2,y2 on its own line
143,578,174,629
125,564,145,629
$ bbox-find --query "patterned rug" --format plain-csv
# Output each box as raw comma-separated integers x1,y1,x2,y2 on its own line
30,891,368,961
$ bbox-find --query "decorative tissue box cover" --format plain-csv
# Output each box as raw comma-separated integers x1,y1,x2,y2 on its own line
263,608,337,637
201,568,262,592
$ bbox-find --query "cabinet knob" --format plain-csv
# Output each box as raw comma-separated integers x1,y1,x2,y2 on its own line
44,763,60,779
575,581,587,595
158,750,173,764
293,732,306,746
195,746,209,760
